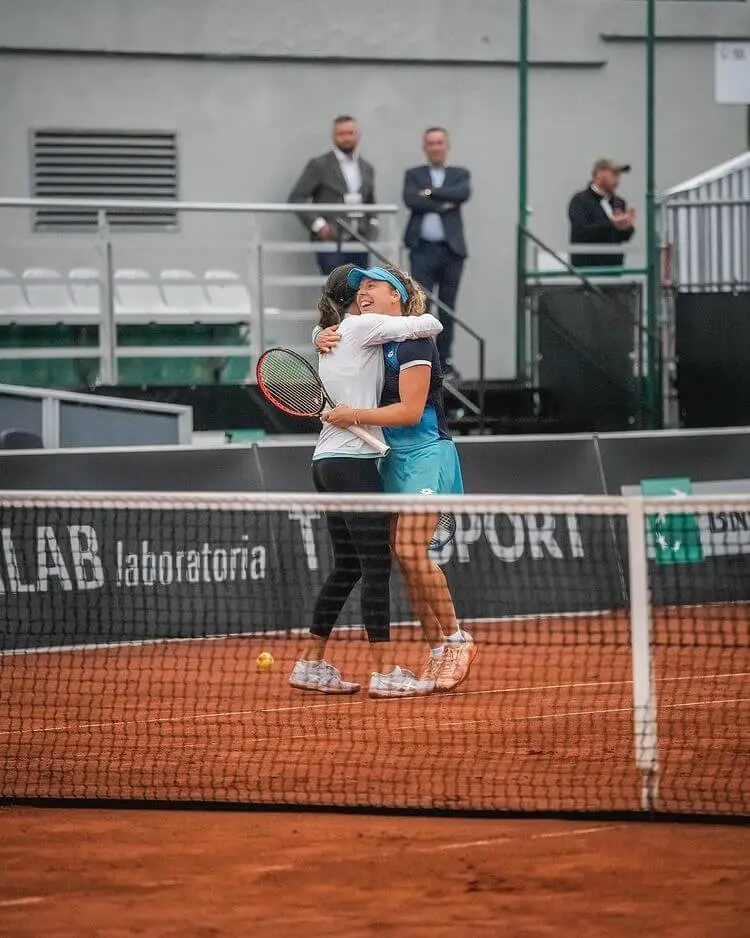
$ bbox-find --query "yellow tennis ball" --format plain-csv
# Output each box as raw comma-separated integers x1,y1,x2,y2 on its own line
256,651,274,672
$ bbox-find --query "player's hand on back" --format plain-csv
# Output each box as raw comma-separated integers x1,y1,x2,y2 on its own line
316,326,341,354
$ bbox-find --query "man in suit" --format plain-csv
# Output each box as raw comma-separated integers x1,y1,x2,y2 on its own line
568,157,636,269
403,127,471,376
289,115,376,275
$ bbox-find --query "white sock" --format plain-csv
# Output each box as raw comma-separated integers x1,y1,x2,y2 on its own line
377,666,399,677
430,645,445,660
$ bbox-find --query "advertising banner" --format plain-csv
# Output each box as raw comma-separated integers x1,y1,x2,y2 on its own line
2,430,749,651
1,502,625,652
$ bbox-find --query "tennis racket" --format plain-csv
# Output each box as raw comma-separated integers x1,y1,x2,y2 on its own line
256,348,389,455
429,512,457,551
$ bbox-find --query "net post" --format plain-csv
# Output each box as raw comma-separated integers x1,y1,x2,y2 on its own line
626,496,659,812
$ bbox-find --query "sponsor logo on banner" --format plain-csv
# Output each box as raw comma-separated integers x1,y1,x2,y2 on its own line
639,477,704,565
622,477,750,562
0,522,267,595
116,538,266,587
289,511,585,571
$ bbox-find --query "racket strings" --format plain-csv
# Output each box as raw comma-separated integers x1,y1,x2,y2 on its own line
258,354,325,415
429,513,457,551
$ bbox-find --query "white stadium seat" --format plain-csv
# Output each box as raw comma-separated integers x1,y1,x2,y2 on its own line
0,269,31,315
204,269,252,314
69,268,102,314
23,268,74,312
114,268,165,314
159,269,211,313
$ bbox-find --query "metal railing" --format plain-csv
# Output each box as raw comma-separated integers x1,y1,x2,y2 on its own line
0,197,400,217
0,197,399,386
517,227,662,430
658,196,750,291
0,195,489,429
517,231,651,378
0,382,193,448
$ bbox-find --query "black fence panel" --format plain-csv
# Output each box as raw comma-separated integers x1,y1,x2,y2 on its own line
531,283,644,431
676,292,750,428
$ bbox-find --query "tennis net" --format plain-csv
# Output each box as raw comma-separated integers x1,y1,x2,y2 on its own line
1,491,748,818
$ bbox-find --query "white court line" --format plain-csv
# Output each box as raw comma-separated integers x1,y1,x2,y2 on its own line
237,825,628,872
2,672,748,741
0,610,614,658
279,697,750,743
0,897,45,908
0,629,321,658
442,670,750,703
669,697,750,709
434,824,623,852
6,696,735,756
281,705,636,740
5,692,745,766
434,837,511,851
530,825,622,839
0,698,351,738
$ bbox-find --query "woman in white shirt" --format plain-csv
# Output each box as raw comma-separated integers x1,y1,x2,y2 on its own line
318,265,475,695
288,264,444,699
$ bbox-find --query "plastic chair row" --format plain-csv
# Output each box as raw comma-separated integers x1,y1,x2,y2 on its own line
0,268,252,316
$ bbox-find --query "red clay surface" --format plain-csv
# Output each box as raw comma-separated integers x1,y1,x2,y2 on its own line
2,612,748,816
1,809,748,937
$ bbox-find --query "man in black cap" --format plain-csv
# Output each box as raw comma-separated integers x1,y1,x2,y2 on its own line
568,157,636,269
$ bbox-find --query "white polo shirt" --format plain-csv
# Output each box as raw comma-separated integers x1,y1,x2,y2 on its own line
314,313,443,460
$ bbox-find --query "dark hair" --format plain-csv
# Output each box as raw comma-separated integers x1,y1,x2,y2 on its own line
333,115,357,126
318,263,358,328
424,126,449,138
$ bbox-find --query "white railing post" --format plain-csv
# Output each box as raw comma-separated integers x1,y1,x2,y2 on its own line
255,242,266,357
40,394,60,448
626,496,660,811
96,209,117,385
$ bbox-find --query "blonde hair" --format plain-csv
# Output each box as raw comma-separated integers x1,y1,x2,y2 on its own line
381,263,426,317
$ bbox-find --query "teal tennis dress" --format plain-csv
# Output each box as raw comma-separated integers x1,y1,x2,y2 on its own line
378,338,464,496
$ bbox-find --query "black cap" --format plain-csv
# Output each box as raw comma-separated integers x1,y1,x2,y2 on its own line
593,157,631,174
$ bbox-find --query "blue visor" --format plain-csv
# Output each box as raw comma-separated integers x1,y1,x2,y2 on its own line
347,266,408,303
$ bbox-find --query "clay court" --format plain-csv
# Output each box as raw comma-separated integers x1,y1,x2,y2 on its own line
2,613,748,813
1,809,749,936
2,610,748,935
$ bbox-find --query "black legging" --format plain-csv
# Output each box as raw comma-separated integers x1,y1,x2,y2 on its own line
311,457,392,644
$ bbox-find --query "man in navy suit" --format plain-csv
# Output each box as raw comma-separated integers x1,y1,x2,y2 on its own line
403,127,471,375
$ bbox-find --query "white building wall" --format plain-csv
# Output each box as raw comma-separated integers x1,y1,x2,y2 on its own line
0,0,747,377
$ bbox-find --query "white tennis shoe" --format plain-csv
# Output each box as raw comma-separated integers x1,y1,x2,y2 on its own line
368,666,435,699
288,659,360,695
436,641,478,691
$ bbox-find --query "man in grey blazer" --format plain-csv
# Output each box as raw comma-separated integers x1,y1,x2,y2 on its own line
289,116,376,275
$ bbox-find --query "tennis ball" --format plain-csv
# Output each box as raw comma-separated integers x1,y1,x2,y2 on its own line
256,651,274,672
